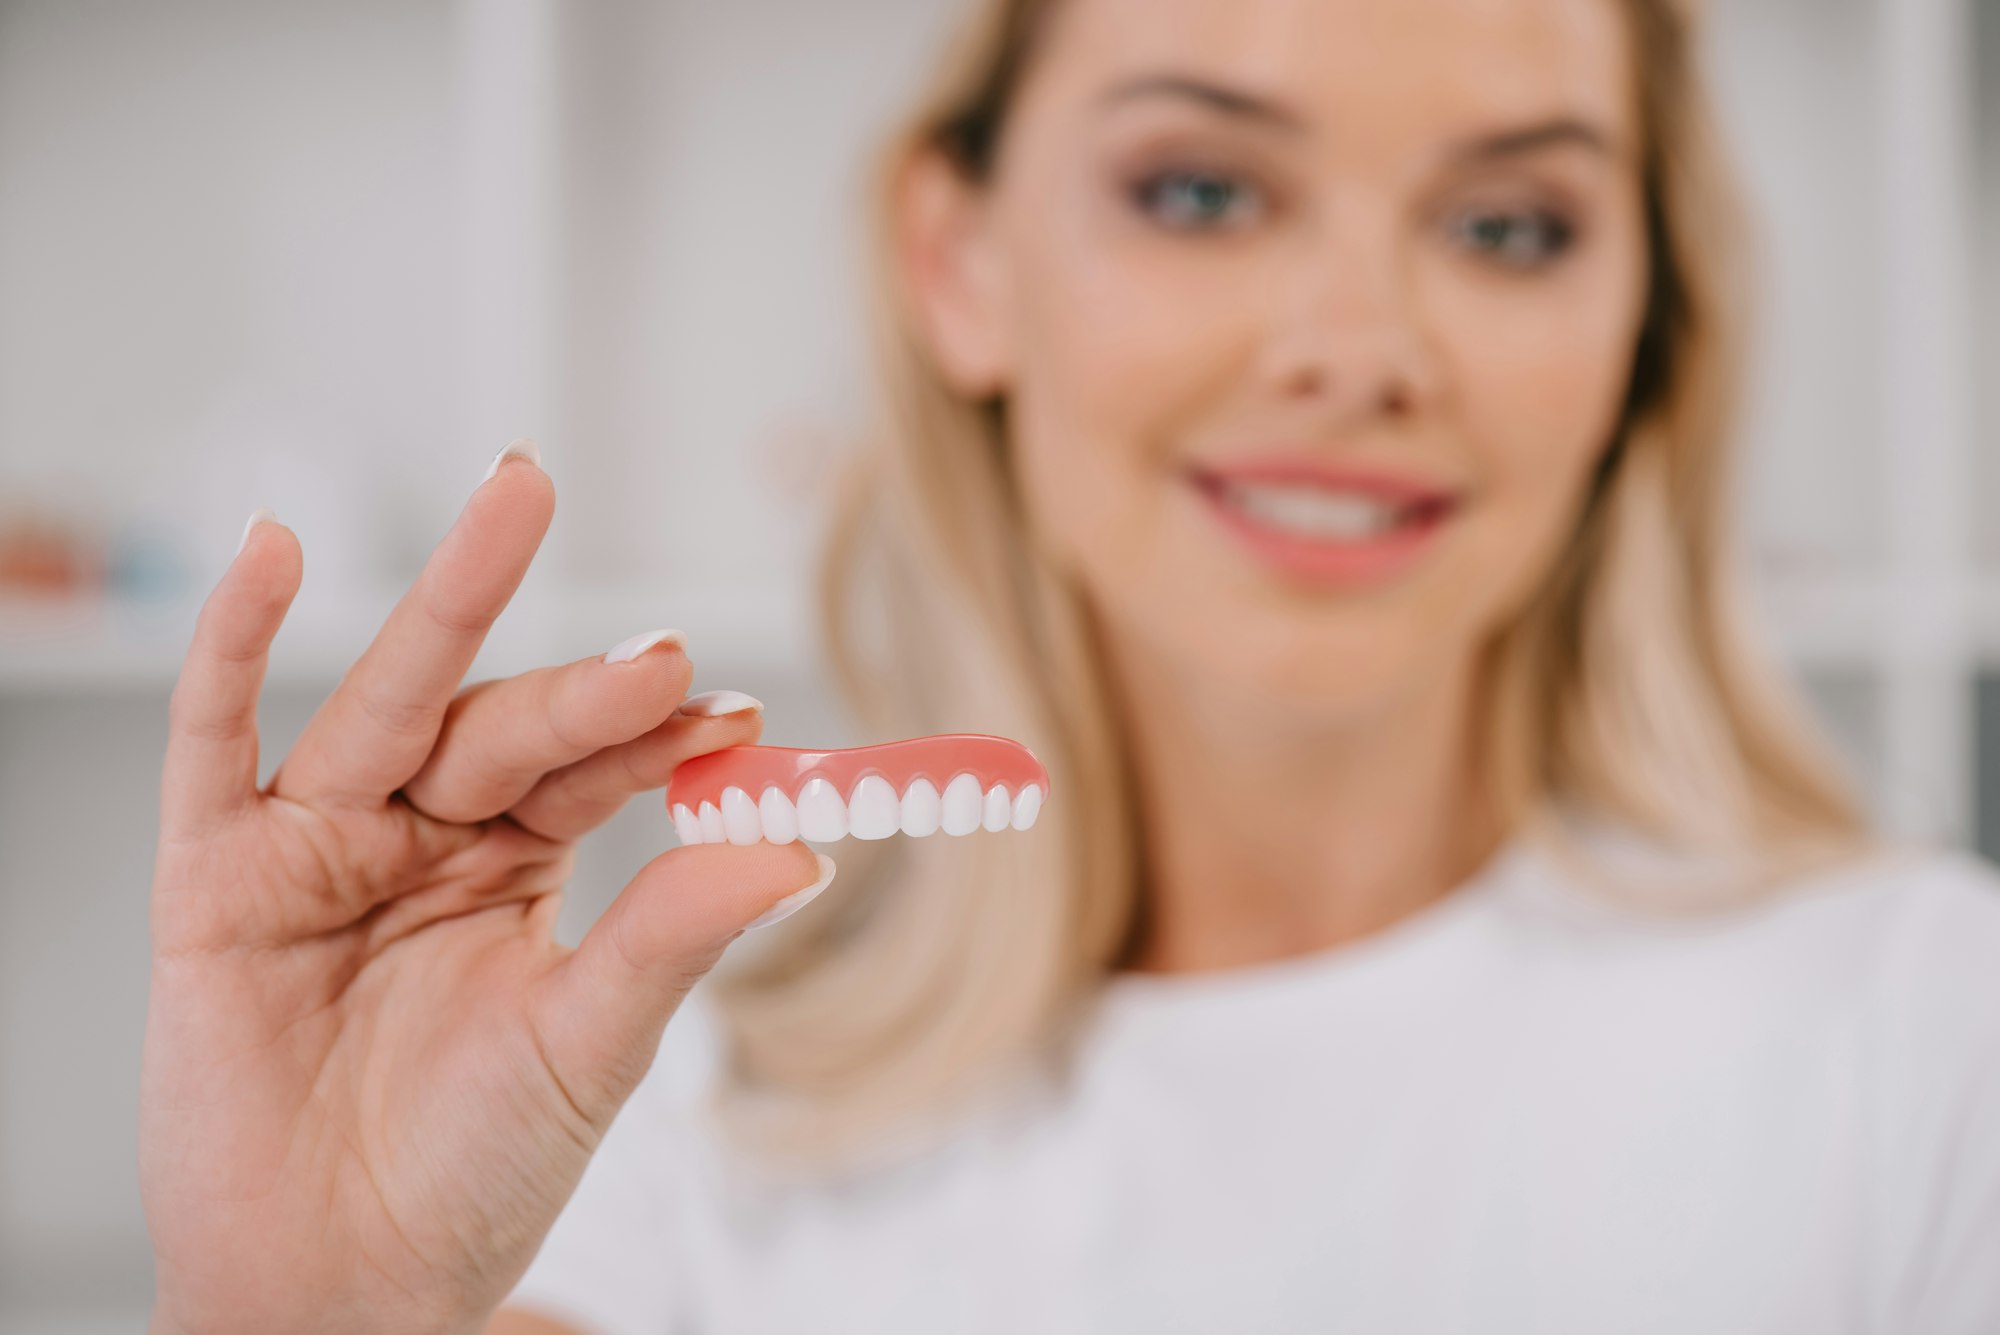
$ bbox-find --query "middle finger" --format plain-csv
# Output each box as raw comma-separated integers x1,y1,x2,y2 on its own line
397,629,694,824
272,442,553,806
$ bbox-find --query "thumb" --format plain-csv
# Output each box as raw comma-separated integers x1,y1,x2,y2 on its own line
530,841,837,1126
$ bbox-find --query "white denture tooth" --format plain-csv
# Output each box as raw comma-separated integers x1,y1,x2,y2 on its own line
848,774,901,840
697,800,726,844
795,776,848,842
900,778,942,837
1010,783,1043,831
759,785,799,845
671,803,704,846
721,786,762,846
981,784,1011,832
941,773,984,836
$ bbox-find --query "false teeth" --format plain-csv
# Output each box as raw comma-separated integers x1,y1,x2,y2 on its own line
795,777,848,842
847,775,901,840
667,734,1051,848
720,786,759,845
900,778,942,837
941,773,984,836
759,785,799,843
981,784,1010,832
672,776,1045,847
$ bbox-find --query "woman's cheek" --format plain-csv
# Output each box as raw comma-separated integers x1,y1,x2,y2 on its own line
1432,352,1618,620
1006,365,1154,591
1439,272,1634,482
1448,413,1610,639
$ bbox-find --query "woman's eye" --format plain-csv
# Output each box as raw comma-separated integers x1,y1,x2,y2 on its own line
1130,169,1262,231
1448,206,1577,269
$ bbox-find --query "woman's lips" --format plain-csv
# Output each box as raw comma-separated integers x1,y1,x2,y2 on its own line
667,733,1050,846
1185,463,1459,588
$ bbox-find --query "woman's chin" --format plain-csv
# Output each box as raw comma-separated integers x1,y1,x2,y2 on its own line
1171,630,1437,723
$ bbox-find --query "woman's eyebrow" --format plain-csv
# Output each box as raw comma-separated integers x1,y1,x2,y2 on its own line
1097,77,1624,167
1448,117,1621,164
1095,73,1307,133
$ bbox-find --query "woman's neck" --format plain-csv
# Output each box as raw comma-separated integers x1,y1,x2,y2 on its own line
1104,629,1503,977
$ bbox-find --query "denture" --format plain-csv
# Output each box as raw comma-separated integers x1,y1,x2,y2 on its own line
667,733,1049,846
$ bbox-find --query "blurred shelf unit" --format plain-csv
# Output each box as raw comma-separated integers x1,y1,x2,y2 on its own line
2,570,1999,695
0,579,812,693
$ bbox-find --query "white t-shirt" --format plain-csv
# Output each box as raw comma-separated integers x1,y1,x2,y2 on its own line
504,822,2000,1334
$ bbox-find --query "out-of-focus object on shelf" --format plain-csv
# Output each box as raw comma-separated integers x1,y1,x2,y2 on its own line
0,503,102,598
103,520,194,606
0,487,200,681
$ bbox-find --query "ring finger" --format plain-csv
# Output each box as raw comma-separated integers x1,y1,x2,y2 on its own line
397,629,695,824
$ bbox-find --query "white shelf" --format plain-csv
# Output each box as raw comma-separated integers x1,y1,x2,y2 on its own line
7,572,2000,695
0,578,816,693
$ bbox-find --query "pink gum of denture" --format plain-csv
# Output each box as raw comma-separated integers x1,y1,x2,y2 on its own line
667,733,1050,846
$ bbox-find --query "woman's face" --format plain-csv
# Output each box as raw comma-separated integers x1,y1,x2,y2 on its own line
909,0,1650,718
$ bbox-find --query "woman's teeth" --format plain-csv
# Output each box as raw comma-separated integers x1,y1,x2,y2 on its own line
674,772,1043,847
1221,483,1409,539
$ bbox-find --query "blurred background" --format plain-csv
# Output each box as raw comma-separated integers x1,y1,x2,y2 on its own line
0,0,1995,1329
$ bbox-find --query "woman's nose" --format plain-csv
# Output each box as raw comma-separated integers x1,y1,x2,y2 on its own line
1253,220,1440,427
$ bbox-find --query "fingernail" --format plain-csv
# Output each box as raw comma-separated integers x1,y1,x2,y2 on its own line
676,689,763,717
482,437,542,483
746,853,837,930
603,628,687,665
236,506,277,556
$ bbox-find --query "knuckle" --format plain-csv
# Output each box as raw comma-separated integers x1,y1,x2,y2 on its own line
175,707,253,744
546,662,626,753
352,683,443,740
420,591,501,639
535,842,579,888
543,705,598,757
168,686,247,743
208,635,269,668
617,740,664,791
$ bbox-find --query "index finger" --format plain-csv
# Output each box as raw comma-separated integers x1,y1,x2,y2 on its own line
270,440,554,806
159,511,302,839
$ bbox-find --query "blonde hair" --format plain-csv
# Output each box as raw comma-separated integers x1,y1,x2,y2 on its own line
702,0,1874,1179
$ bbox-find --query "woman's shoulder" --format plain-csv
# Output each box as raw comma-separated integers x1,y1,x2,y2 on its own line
1525,812,2000,1027
1853,842,2000,940
1658,840,2000,1065
1544,804,2000,950
1806,845,2000,1321
1809,843,2000,1032
1765,841,2000,979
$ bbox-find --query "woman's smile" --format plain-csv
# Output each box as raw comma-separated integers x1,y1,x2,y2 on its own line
1183,457,1464,589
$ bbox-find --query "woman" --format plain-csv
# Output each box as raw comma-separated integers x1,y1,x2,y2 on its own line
140,0,2000,1330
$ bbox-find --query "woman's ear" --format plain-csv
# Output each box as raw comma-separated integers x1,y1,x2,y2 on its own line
891,146,1014,398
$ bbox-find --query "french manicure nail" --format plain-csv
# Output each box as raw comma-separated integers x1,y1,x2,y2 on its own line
603,628,688,665
236,506,277,556
482,437,543,483
746,853,837,929
676,689,764,717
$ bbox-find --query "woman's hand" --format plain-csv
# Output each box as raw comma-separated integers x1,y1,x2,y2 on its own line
140,445,830,1335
